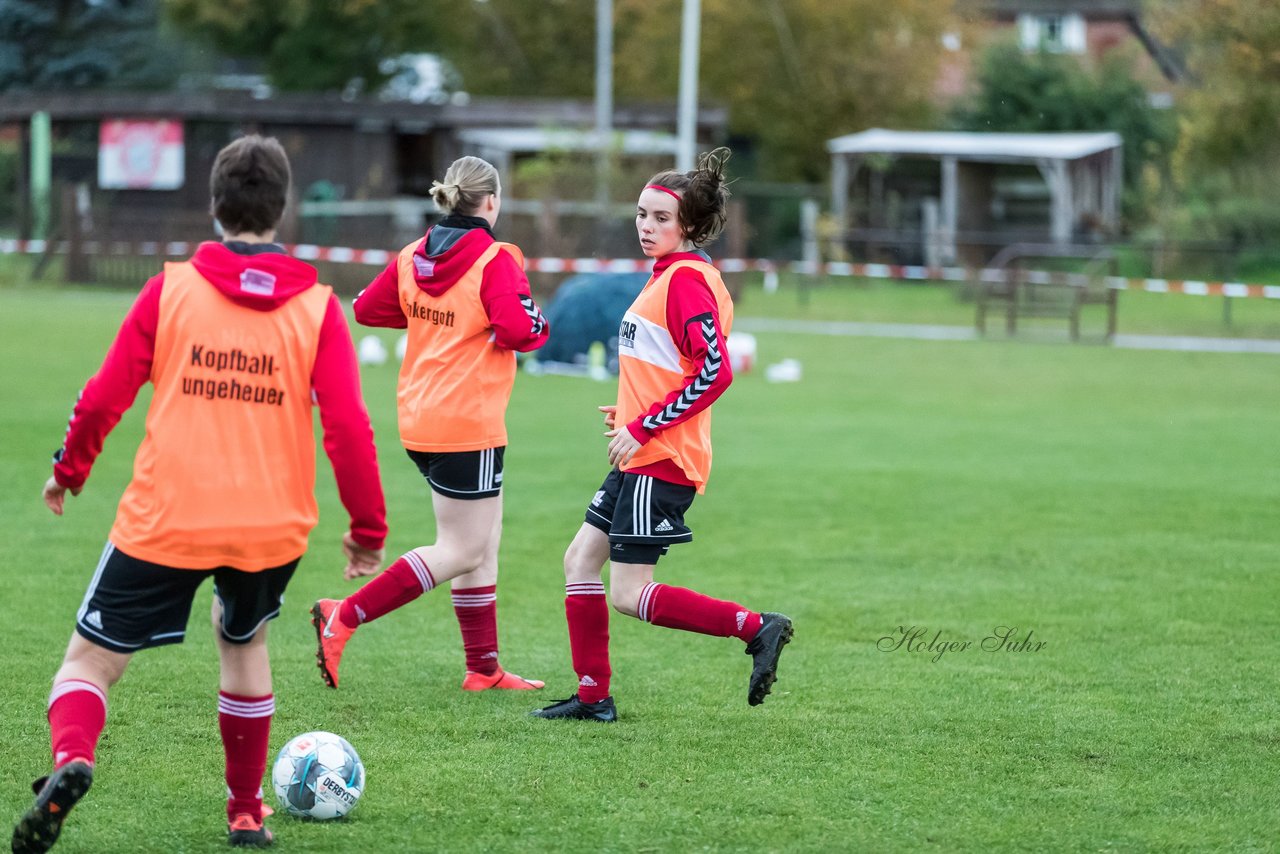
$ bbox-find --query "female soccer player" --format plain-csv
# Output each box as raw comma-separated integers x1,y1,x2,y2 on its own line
312,156,550,693
12,135,387,851
532,149,792,723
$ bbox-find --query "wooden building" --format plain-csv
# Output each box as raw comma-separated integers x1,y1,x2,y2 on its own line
0,90,726,258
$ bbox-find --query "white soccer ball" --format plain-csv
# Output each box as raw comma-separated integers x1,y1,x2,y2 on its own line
271,731,365,820
357,335,388,366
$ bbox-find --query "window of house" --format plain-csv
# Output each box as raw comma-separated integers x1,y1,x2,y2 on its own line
1017,13,1086,54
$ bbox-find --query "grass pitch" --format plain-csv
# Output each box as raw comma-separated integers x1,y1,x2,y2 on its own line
2,281,1279,852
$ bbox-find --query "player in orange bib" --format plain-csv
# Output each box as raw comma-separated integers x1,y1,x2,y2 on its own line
11,136,388,852
532,149,793,723
311,156,550,693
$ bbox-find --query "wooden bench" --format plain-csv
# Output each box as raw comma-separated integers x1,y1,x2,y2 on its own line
974,246,1119,342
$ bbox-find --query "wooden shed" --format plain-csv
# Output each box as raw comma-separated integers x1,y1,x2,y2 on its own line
826,128,1123,266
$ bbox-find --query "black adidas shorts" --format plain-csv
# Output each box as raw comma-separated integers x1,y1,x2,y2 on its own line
407,447,504,499
74,542,298,654
584,469,695,563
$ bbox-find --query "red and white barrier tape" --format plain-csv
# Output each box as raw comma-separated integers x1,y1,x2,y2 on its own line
4,238,1279,299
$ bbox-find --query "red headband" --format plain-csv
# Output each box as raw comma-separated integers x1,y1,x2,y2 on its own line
645,184,682,203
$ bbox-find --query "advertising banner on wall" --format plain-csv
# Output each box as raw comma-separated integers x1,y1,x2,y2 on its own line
99,119,185,190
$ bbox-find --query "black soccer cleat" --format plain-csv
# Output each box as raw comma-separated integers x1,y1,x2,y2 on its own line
227,812,274,848
11,761,93,854
529,693,618,723
746,612,793,706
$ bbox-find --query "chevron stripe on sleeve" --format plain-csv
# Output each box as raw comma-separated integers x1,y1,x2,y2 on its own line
642,312,722,431
519,293,547,336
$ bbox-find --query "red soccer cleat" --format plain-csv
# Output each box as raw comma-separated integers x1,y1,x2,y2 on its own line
311,599,354,689
461,669,545,691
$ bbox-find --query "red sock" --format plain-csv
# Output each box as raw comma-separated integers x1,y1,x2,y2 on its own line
47,679,107,768
339,551,435,628
452,585,499,675
218,692,274,822
565,582,611,703
639,583,762,641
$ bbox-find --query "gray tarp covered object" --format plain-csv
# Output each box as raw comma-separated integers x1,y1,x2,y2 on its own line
537,273,647,373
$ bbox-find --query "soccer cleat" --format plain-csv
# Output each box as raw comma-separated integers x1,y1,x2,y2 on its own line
11,760,93,854
227,810,274,848
745,612,793,706
311,599,354,689
462,669,546,691
529,693,617,722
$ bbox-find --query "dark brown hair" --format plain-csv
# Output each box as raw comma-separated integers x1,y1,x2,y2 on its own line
209,135,291,235
645,146,732,247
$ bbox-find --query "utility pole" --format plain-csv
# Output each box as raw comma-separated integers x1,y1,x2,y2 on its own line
595,0,614,229
676,0,701,172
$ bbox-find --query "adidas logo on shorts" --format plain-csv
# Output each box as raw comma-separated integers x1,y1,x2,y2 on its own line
654,519,673,533
84,610,103,629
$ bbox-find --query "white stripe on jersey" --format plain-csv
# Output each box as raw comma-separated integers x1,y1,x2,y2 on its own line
632,476,650,536
77,541,116,624
642,476,653,535
618,311,682,373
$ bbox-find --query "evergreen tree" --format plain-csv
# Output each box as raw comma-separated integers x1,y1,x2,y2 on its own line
0,0,180,92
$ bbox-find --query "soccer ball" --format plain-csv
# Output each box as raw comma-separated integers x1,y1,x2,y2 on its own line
357,335,388,366
271,731,365,820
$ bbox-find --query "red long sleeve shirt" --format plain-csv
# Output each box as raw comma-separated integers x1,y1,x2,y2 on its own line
52,242,388,551
353,218,549,352
625,251,734,487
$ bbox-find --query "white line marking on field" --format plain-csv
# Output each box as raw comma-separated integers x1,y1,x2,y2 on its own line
734,318,978,341
1111,335,1280,354
735,318,1280,354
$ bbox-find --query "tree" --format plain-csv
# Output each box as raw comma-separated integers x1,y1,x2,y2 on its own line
951,40,1177,224
162,0,395,91
423,0,599,98
1146,0,1280,244
0,0,181,92
161,0,597,94
163,0,952,182
613,0,951,182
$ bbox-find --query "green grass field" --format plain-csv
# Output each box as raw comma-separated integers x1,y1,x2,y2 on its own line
731,274,1280,341
2,282,1279,852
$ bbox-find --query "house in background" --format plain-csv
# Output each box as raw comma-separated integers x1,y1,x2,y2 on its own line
937,0,1183,105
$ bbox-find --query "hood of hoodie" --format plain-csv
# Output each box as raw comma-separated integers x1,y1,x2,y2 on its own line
189,241,320,311
410,220,495,297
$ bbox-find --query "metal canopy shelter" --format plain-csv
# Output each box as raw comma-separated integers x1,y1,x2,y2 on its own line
826,128,1123,264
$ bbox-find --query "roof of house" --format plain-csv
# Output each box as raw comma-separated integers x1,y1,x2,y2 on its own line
826,128,1122,161
962,0,1184,81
